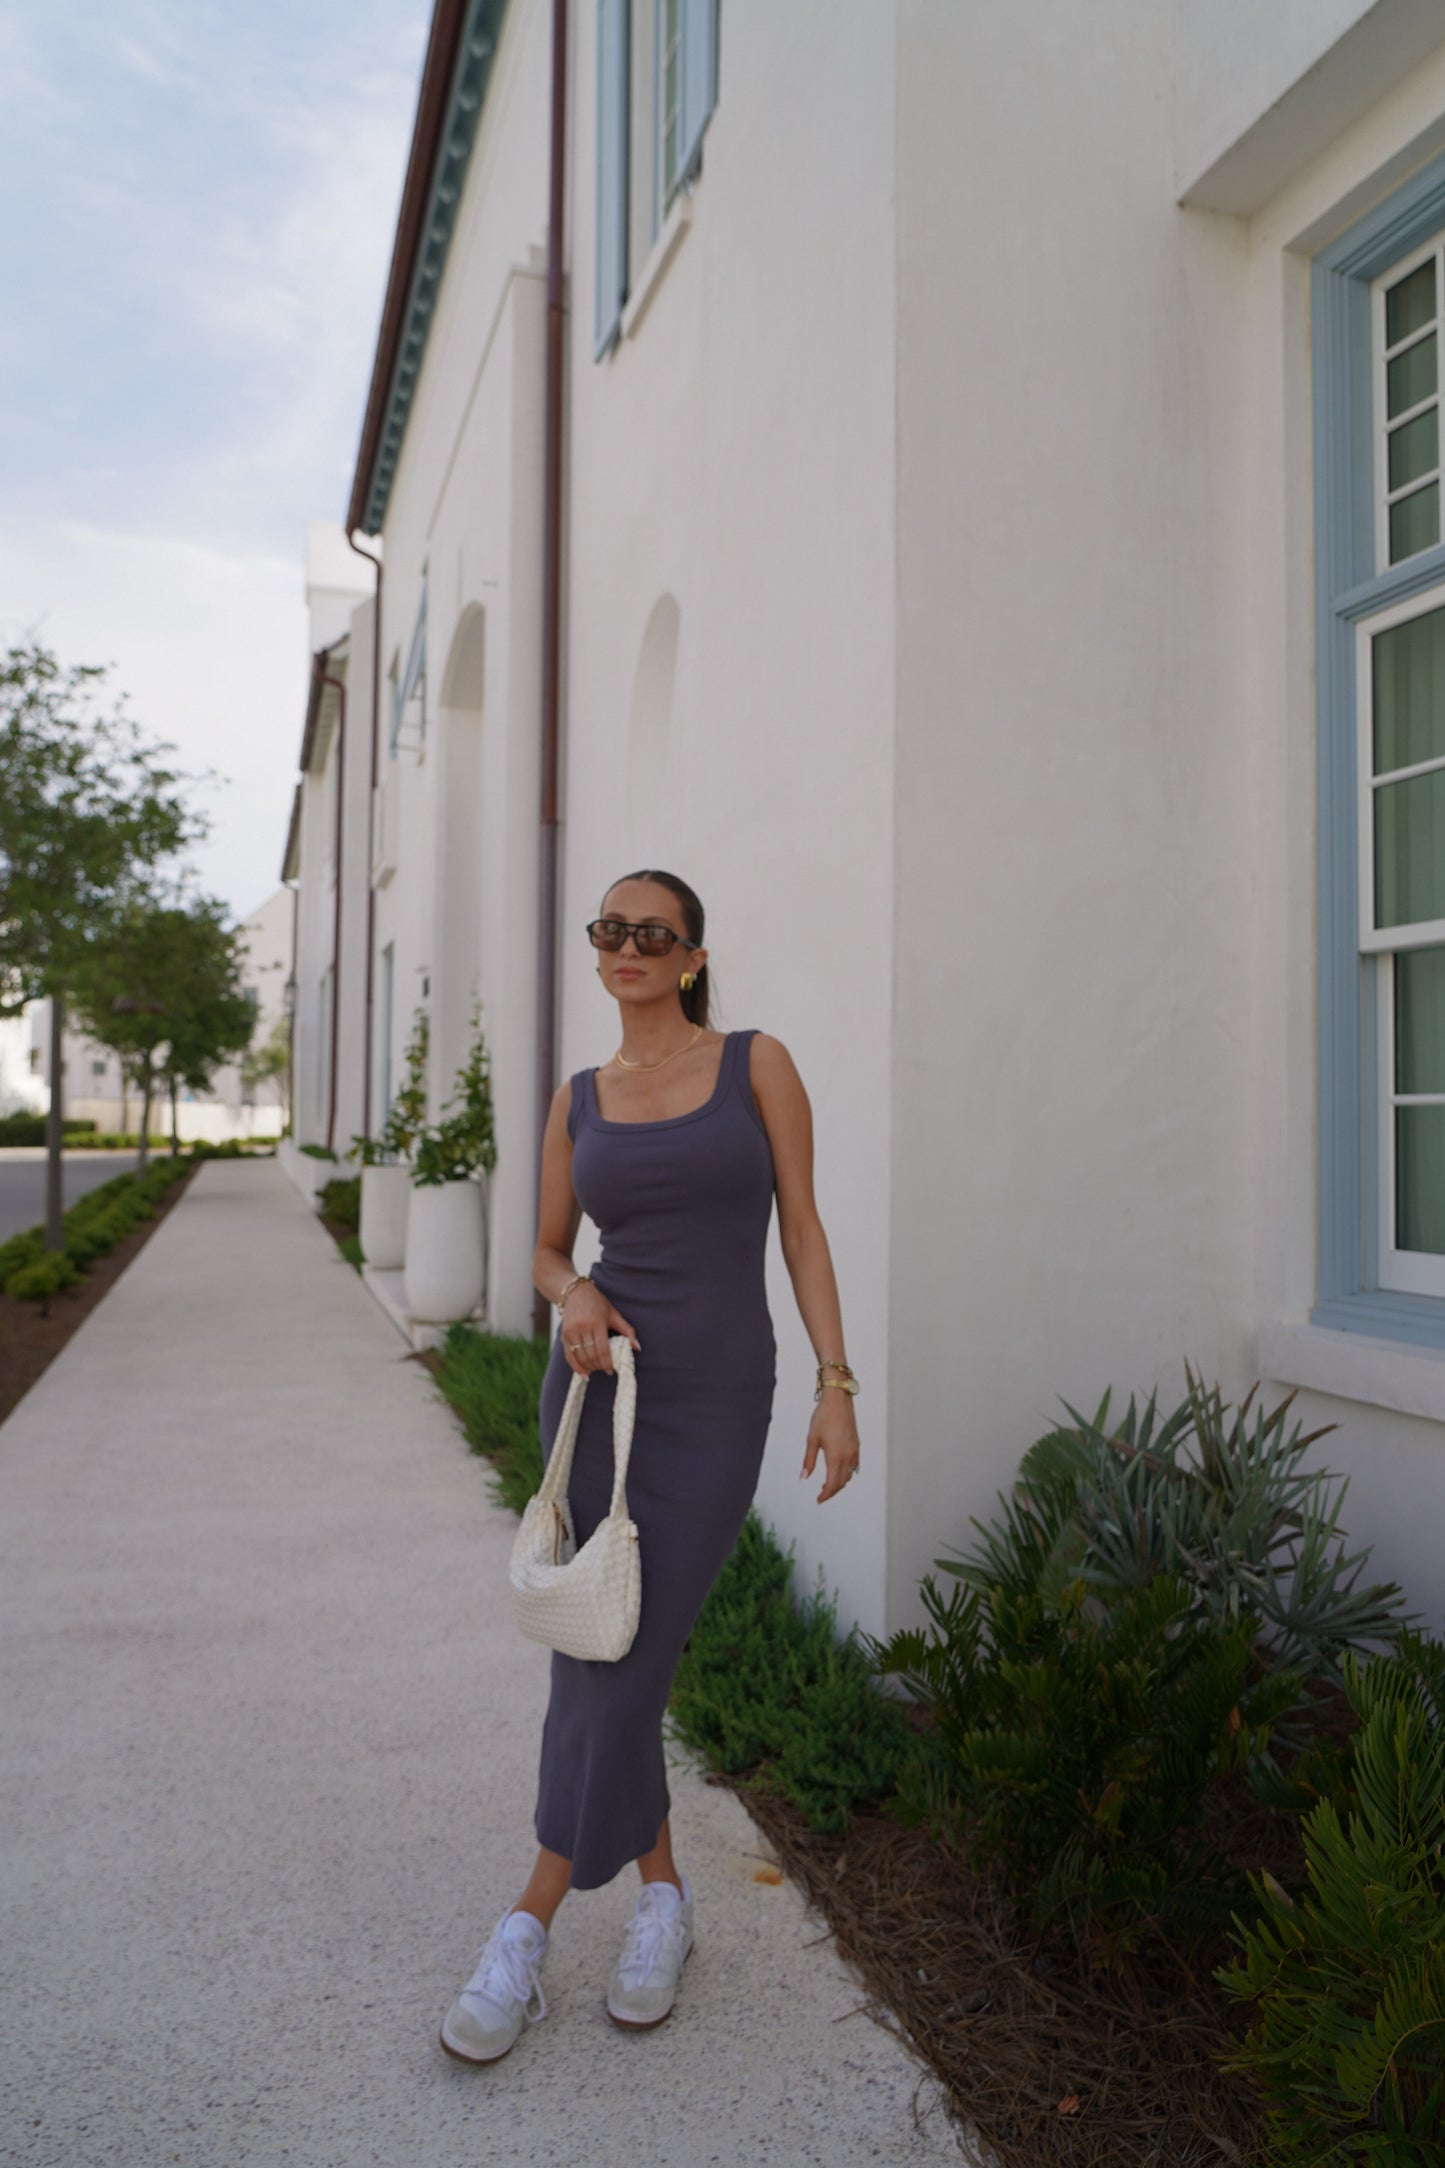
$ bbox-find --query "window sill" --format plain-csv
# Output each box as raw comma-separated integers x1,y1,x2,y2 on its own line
1256,1322,1445,1424
620,190,692,344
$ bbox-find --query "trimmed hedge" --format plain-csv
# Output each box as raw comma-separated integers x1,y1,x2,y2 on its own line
1,1153,193,1302
0,1114,97,1146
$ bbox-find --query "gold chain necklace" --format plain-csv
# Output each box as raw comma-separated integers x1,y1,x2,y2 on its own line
612,1022,703,1072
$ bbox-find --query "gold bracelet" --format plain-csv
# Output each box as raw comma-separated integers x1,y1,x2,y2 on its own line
814,1376,860,1401
555,1273,593,1312
817,1356,854,1373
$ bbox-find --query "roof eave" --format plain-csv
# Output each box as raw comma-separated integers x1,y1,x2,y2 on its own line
344,0,510,539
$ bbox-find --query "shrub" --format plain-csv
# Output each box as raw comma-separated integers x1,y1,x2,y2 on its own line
671,1513,911,1834
953,1369,1405,1731
1219,1632,1445,2164
412,1003,498,1188
64,1132,168,1150
319,1175,361,1233
85,1206,134,1252
297,1141,337,1161
0,1229,44,1282
434,1324,551,1516
869,1563,1304,1959
5,1252,81,1308
0,1114,97,1145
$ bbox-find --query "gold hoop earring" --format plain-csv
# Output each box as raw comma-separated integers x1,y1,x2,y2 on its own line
679,971,695,992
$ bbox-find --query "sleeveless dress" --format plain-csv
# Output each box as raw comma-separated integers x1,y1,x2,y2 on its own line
533,1028,777,1888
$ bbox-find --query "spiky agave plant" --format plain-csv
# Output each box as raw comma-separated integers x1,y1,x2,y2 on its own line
946,1367,1407,1685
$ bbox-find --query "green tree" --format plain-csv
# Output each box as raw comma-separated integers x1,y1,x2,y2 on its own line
72,895,254,1166
240,1014,291,1120
0,643,203,1239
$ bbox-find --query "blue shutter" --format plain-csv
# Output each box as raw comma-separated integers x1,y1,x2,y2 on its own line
594,0,630,359
676,0,717,187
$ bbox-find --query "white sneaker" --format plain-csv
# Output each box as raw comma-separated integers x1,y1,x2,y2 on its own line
439,1907,549,2064
606,1874,694,2029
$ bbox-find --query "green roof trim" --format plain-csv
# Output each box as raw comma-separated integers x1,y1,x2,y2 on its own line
362,0,510,534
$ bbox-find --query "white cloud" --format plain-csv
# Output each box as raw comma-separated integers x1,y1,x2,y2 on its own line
0,518,311,924
0,1,429,926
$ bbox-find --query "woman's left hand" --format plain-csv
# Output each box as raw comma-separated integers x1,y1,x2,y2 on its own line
801,1391,860,1503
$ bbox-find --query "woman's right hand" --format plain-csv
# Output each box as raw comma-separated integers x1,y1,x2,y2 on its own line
559,1283,640,1374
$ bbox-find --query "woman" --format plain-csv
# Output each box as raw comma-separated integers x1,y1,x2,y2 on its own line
440,869,861,2063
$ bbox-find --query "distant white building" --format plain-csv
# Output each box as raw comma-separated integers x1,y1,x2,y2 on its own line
0,1017,45,1119
26,885,293,1142
283,0,1445,1638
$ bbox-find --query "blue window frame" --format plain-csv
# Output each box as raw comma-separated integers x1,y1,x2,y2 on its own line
594,0,717,362
391,579,427,757
1313,148,1445,1346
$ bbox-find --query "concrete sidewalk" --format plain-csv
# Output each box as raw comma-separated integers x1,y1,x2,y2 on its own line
1,1158,965,2167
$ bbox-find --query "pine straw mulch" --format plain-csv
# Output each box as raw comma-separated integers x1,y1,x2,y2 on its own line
0,1156,201,1429
706,1762,1309,2168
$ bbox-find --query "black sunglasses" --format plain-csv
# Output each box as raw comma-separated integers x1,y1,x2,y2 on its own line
587,917,698,958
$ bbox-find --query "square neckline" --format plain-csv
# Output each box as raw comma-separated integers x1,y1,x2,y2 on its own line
586,1031,735,1131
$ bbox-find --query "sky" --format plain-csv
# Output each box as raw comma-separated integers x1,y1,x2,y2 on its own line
0,0,433,923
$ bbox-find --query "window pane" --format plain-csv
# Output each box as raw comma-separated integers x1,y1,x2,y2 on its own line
1388,480,1440,562
1375,769,1445,927
1373,604,1445,772
1388,332,1437,419
1397,946,1445,1093
1386,259,1436,348
1388,406,1439,491
1397,1107,1445,1253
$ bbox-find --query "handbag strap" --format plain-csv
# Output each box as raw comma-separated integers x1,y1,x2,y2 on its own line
537,1336,637,1522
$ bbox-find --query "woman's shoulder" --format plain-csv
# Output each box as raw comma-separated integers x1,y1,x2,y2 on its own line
741,1030,800,1085
742,1028,791,1059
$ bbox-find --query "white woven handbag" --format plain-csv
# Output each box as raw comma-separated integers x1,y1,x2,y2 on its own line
509,1334,642,1662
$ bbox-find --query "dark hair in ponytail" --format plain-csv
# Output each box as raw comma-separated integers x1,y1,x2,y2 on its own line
603,868,711,1027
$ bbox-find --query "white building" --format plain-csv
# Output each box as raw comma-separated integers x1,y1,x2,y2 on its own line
26,885,293,1142
283,0,1445,1638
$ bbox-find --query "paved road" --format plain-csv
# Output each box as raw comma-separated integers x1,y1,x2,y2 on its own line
0,1149,144,1242
0,1157,969,2168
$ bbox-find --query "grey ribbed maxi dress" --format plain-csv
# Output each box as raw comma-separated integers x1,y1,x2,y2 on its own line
533,1028,777,1889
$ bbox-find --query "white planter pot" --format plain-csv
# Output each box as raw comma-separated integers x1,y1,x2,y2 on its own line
404,1177,484,1323
359,1163,410,1270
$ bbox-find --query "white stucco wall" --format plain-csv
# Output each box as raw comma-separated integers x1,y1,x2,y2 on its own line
290,607,374,1157
1174,0,1379,192
559,0,898,1634
282,0,1445,1641
362,0,553,1333
888,0,1262,1628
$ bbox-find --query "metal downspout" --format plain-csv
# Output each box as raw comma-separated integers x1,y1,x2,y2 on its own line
347,533,383,1140
533,0,569,1339
320,663,347,1156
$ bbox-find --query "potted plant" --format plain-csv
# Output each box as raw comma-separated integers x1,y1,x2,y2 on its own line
355,1007,428,1270
403,1002,497,1325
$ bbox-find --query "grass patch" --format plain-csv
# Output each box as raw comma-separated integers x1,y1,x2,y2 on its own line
668,1513,911,1833
319,1175,360,1232
434,1323,550,1515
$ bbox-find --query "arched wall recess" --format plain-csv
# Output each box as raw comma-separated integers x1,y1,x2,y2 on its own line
625,593,681,855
